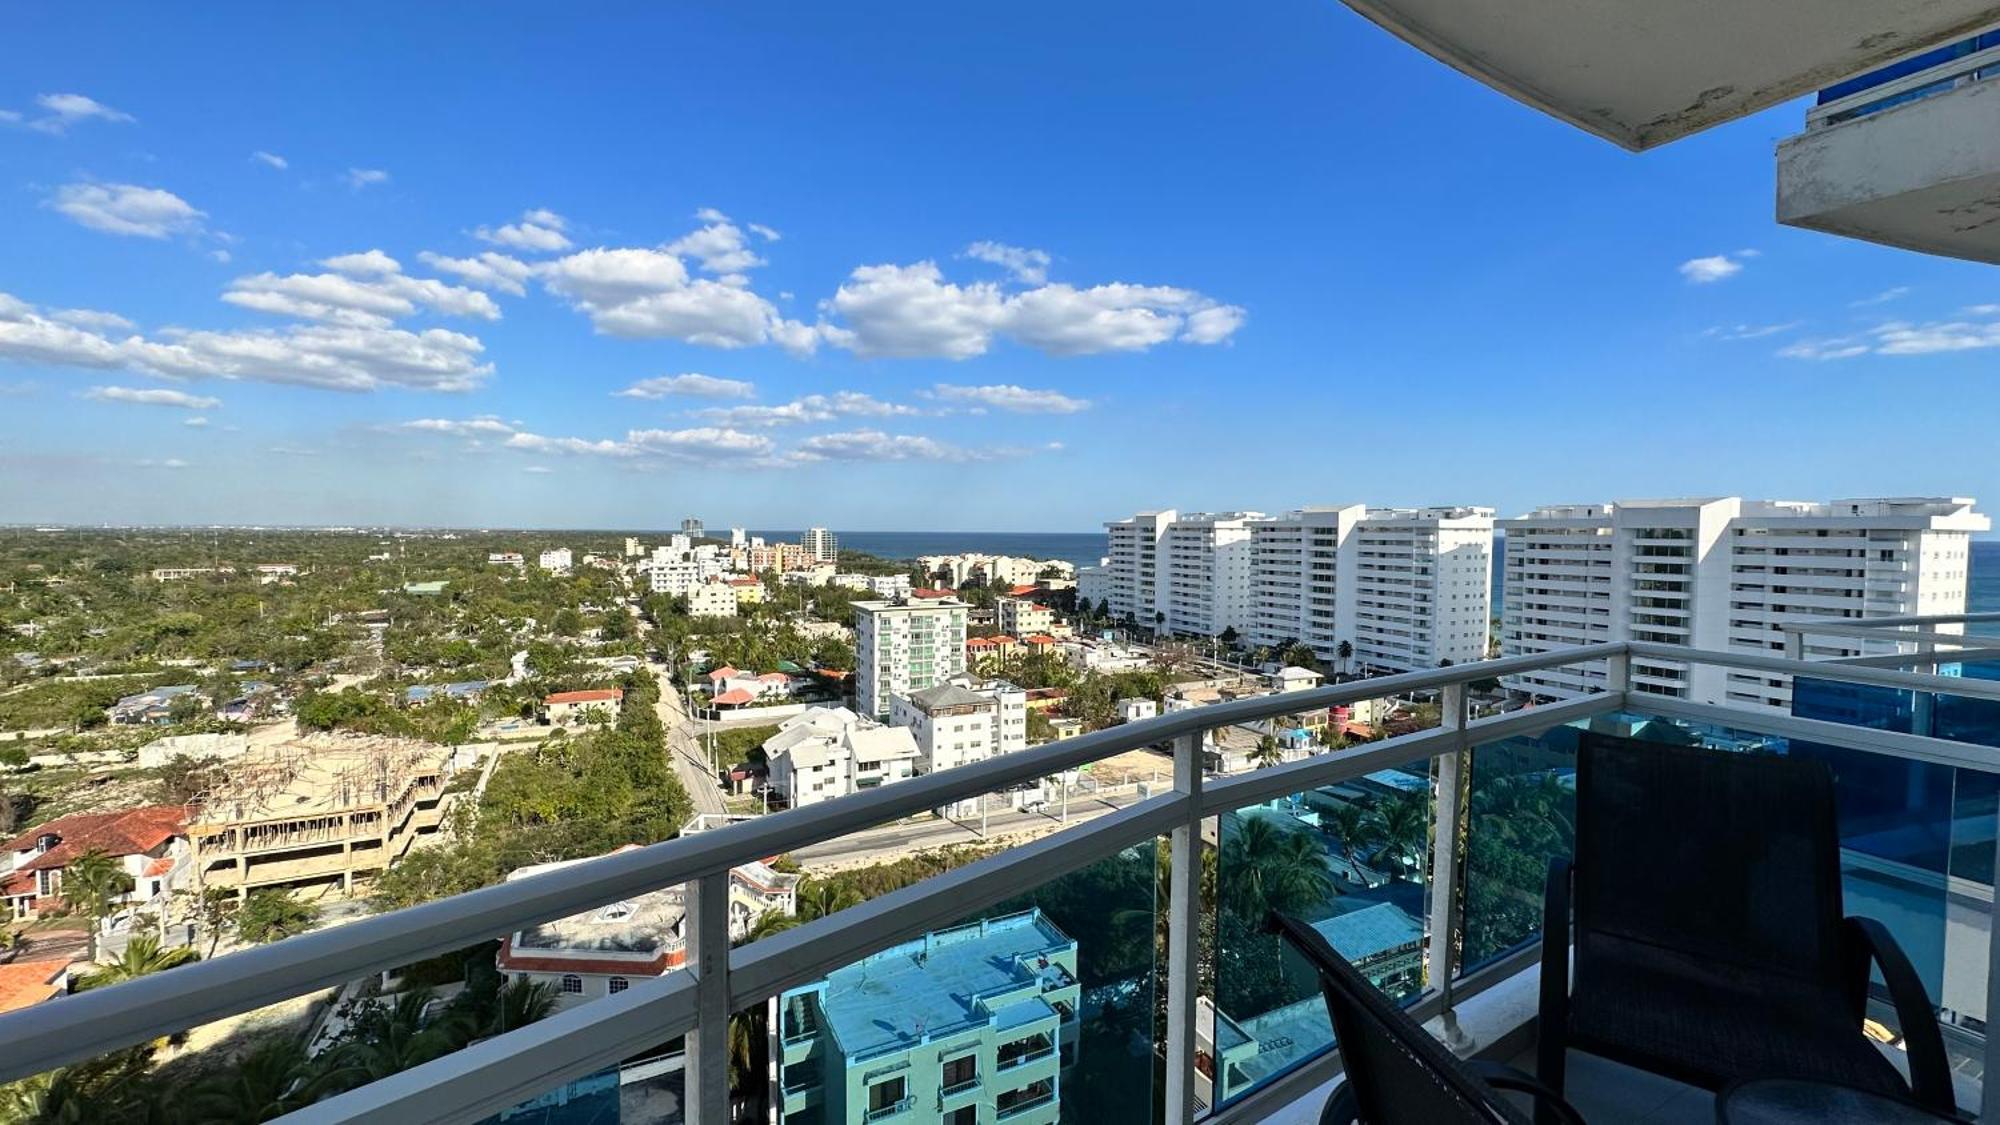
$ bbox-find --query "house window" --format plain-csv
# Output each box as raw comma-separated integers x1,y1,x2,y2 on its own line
947,1109,977,1125
941,1053,977,1089
608,977,628,994
867,1076,907,1114
560,974,583,995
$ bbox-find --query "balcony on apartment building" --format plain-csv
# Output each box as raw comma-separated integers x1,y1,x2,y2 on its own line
8,620,2000,1123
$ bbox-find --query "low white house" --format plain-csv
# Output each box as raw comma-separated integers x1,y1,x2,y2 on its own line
1117,698,1159,723
538,548,574,574
764,707,920,809
544,688,623,726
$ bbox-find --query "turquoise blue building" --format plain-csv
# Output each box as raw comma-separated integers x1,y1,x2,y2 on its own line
773,910,1079,1125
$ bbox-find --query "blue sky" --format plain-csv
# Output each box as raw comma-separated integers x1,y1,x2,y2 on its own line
2,3,1997,532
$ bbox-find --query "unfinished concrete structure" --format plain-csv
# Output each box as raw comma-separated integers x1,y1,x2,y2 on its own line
185,734,459,900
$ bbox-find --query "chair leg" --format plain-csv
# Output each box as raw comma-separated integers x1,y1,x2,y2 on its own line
1537,858,1573,1125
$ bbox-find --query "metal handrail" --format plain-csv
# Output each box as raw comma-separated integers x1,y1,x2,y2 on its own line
2,639,1996,1123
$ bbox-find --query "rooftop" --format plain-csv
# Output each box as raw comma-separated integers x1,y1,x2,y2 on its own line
545,688,623,705
0,961,69,1016
814,910,1073,1060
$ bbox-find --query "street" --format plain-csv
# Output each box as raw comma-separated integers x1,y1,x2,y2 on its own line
791,786,1145,870
653,660,727,818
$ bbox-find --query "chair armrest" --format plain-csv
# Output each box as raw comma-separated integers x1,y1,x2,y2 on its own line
1318,1080,1357,1125
1467,1059,1588,1125
1844,915,1956,1117
1536,856,1574,1121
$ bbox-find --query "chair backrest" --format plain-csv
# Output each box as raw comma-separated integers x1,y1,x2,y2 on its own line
1270,912,1526,1125
1574,732,1847,982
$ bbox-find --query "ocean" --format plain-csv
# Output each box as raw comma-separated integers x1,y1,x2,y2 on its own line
766,530,2000,617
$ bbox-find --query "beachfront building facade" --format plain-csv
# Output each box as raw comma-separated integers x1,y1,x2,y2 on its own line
1500,496,1987,710
853,596,969,720
772,910,1078,1125
802,527,838,563
1242,505,1496,674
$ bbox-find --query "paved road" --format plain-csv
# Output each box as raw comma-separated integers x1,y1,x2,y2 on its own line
625,591,729,819
792,787,1144,870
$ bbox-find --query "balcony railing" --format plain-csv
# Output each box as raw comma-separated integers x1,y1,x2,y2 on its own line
1810,29,2000,129
2,637,1999,1122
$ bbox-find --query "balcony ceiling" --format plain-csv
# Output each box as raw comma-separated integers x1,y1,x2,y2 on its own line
1337,0,2000,150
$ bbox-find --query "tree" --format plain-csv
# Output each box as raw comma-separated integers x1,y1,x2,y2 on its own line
1218,625,1240,649
481,978,558,1037
324,988,464,1090
155,754,223,805
180,885,241,957
74,932,198,991
1335,640,1354,677
797,882,862,921
738,909,799,945
237,889,319,944
1249,735,1284,770
62,848,133,960
1368,793,1430,881
1321,802,1370,867
1280,642,1319,672
182,1035,324,1123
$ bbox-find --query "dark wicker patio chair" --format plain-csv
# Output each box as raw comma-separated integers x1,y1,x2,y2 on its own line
1538,732,1955,1121
1270,911,1585,1124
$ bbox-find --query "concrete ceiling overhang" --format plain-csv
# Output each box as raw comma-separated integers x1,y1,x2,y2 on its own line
1338,0,2000,150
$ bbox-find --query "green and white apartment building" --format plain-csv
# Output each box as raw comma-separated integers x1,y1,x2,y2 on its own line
771,910,1079,1125
853,594,970,721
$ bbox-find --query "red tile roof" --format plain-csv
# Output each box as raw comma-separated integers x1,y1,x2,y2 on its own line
755,672,789,682
143,856,174,877
990,635,1017,644
911,588,955,599
727,577,760,586
2,806,185,878
0,960,69,1015
705,666,739,683
545,689,624,705
1023,634,1057,645
713,688,757,706
1007,585,1039,597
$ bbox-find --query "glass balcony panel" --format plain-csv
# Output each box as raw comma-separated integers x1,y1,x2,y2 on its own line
762,842,1157,1124
1459,722,1581,975
1211,755,1436,1109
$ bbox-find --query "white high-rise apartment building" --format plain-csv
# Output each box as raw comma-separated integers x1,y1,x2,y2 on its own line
623,537,642,558
1104,510,1173,627
1161,512,1264,638
802,527,838,563
1500,497,1987,711
1246,506,1495,673
853,596,969,720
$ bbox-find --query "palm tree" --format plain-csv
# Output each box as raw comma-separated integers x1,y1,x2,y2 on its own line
482,978,558,1038
61,848,133,961
325,988,464,1089
1220,816,1335,919
737,909,800,946
1249,736,1284,770
797,882,861,922
74,933,196,991
1322,802,1370,867
1336,640,1354,677
1368,794,1431,882
183,1036,322,1123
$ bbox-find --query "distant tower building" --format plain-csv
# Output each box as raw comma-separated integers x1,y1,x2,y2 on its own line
623,536,642,558
681,517,705,539
730,527,747,548
802,527,838,563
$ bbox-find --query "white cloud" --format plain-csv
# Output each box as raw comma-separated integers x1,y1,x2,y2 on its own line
344,168,390,190
1852,286,1910,307
930,383,1088,414
541,246,813,351
699,391,918,427
503,425,774,462
48,308,136,333
667,213,766,277
1872,319,2000,355
209,249,232,264
748,223,781,242
84,385,220,410
820,261,1244,358
183,416,209,427
788,429,987,463
225,264,500,325
251,151,288,170
417,251,533,296
28,93,134,134
613,373,756,400
1705,321,1800,341
476,209,572,253
964,241,1051,285
1678,254,1746,284
136,458,189,469
267,446,319,456
50,183,204,239
396,416,515,437
321,249,401,276
0,291,493,392
1776,336,1871,361
522,465,553,474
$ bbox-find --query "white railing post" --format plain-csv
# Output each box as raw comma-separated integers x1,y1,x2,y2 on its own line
1164,730,1205,1124
1427,682,1474,1053
1604,645,1632,698
686,871,730,1121
1986,818,2000,1124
